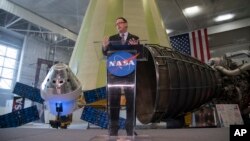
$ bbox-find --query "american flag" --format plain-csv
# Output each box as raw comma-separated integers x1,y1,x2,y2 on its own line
170,28,210,63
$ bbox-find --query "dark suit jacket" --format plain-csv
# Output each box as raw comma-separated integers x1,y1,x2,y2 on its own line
102,33,139,56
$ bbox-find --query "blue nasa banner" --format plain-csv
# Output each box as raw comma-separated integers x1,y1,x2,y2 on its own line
107,51,137,77
12,96,25,112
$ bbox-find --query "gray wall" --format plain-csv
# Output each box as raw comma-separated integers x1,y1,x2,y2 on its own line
0,29,24,107
18,36,50,86
18,36,73,87
0,29,73,109
209,26,250,57
0,28,24,48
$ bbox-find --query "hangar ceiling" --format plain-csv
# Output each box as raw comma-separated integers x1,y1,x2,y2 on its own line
1,0,250,46
157,0,250,35
8,0,89,34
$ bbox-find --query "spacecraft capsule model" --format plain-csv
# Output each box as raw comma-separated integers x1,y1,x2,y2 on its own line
41,63,82,116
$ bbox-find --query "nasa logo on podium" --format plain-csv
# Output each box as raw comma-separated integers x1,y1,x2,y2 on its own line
230,125,250,141
107,51,137,77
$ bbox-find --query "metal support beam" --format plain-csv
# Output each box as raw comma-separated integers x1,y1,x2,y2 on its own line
208,18,250,35
7,28,52,34
0,0,77,41
5,17,22,28
54,37,68,44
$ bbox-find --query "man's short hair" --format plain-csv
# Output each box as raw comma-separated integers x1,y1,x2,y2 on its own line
116,17,127,23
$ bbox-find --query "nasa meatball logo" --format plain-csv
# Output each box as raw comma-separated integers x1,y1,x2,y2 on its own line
107,51,138,76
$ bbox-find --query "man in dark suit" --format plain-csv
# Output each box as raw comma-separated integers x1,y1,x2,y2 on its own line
102,17,139,136
102,17,139,55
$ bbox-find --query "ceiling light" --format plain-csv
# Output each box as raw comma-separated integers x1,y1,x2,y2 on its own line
166,29,173,34
214,14,235,22
183,6,201,16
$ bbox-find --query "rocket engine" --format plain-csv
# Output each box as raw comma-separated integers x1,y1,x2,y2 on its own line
136,44,250,124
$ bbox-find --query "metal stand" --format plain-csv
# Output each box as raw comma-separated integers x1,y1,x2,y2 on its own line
90,135,152,141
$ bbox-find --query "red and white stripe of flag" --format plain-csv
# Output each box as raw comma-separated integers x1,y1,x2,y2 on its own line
189,28,210,63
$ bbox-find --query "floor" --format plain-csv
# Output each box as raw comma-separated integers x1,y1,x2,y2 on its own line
0,127,229,141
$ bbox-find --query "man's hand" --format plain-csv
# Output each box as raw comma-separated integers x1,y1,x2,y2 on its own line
128,38,139,45
102,36,109,50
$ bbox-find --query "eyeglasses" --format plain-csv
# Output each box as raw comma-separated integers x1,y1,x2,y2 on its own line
115,22,125,26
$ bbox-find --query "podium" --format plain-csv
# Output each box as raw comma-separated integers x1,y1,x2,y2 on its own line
90,44,150,141
106,45,142,137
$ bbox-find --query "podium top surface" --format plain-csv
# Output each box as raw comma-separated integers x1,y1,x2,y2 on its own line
107,45,146,60
108,44,143,51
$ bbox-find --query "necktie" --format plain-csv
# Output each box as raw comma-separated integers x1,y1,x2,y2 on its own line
121,33,125,45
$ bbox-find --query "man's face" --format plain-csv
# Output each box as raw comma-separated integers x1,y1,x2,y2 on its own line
115,19,127,33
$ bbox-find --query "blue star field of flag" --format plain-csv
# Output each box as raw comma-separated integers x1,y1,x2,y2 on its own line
170,33,191,55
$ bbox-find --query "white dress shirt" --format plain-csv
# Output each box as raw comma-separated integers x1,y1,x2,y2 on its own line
119,32,128,41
